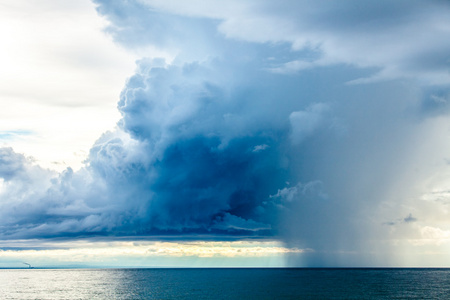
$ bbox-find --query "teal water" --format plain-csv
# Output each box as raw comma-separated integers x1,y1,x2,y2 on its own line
1,268,450,299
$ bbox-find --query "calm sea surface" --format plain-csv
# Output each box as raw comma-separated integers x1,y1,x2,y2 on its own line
0,268,449,299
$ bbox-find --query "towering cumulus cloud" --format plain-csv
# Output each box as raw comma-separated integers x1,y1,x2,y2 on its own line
89,58,291,235
2,0,450,266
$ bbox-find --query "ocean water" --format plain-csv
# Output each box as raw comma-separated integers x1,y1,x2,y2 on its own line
1,268,450,299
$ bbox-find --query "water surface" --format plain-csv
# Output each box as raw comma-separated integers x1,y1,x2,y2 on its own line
1,268,449,299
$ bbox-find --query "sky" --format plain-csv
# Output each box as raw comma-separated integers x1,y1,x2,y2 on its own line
1,0,450,268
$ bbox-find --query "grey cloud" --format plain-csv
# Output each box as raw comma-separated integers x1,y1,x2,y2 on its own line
289,103,330,145
0,147,27,181
383,214,418,226
404,213,417,223
103,0,450,85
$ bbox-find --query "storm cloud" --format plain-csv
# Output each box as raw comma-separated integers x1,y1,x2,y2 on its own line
1,0,450,266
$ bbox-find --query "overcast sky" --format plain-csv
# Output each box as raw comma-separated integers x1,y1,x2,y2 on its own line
1,0,450,267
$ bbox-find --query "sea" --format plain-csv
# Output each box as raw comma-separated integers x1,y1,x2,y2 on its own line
0,268,449,299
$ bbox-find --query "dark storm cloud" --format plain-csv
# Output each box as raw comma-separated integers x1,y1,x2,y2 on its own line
0,55,322,239
80,56,322,237
1,0,450,267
